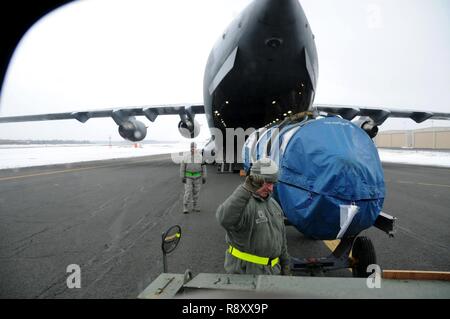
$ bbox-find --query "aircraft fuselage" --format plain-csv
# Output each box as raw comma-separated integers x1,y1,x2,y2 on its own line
203,0,318,132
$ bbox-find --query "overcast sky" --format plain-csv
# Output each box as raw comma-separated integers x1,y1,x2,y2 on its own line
0,0,449,142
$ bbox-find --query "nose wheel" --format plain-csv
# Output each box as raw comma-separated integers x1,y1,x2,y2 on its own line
351,236,377,278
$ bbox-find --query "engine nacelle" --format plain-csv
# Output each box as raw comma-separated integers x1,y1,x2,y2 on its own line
178,119,200,139
353,117,379,139
118,119,147,142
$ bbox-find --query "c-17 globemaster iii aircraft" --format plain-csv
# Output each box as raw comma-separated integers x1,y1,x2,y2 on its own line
1,0,450,297
1,0,448,147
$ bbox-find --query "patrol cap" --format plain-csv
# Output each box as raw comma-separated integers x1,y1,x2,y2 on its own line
250,158,279,183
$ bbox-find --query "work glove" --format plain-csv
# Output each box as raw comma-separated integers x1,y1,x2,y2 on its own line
202,178,206,184
281,265,292,276
182,177,186,184
243,175,263,194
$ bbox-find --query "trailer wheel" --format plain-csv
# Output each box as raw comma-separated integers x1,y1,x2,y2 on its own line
351,236,377,278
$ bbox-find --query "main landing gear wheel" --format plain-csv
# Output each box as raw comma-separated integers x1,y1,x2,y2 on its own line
351,236,377,278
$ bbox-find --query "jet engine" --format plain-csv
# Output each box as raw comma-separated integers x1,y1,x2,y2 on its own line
178,119,200,139
118,119,147,142
353,116,379,138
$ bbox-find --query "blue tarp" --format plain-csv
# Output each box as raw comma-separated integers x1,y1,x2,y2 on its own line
246,116,385,239
242,126,279,172
276,117,385,200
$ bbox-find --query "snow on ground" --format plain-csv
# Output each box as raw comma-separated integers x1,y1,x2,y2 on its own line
0,144,449,170
377,148,450,168
0,143,189,169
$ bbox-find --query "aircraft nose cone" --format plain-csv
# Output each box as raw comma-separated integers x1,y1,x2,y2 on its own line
257,0,301,26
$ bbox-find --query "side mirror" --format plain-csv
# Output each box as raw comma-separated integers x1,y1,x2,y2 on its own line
161,225,181,273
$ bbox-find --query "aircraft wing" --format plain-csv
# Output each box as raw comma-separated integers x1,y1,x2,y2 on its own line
0,104,205,124
313,104,450,125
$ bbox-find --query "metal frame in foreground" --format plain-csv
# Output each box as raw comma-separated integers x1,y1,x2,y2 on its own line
138,271,450,299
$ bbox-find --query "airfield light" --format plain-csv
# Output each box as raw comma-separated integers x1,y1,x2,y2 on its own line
283,113,287,116
288,110,292,114
276,118,279,121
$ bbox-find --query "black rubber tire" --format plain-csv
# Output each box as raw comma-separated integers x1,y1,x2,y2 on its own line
351,236,377,278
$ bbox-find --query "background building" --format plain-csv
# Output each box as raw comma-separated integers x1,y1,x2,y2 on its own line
375,127,450,150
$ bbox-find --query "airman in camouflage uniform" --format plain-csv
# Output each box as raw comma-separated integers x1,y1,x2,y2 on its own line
180,142,206,214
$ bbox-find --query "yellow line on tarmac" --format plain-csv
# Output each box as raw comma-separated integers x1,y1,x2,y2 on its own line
0,164,118,182
416,182,450,188
323,239,353,257
397,180,414,184
323,240,340,252
323,239,352,272
396,180,450,188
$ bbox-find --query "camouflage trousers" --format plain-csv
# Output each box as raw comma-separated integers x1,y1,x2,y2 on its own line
183,177,202,211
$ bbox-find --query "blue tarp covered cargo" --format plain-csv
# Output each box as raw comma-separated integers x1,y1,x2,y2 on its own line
244,116,385,239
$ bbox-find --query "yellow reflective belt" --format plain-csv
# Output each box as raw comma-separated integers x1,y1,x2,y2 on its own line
228,245,279,267
185,171,201,177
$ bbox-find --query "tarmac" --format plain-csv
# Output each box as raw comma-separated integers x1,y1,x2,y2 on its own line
0,155,448,298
